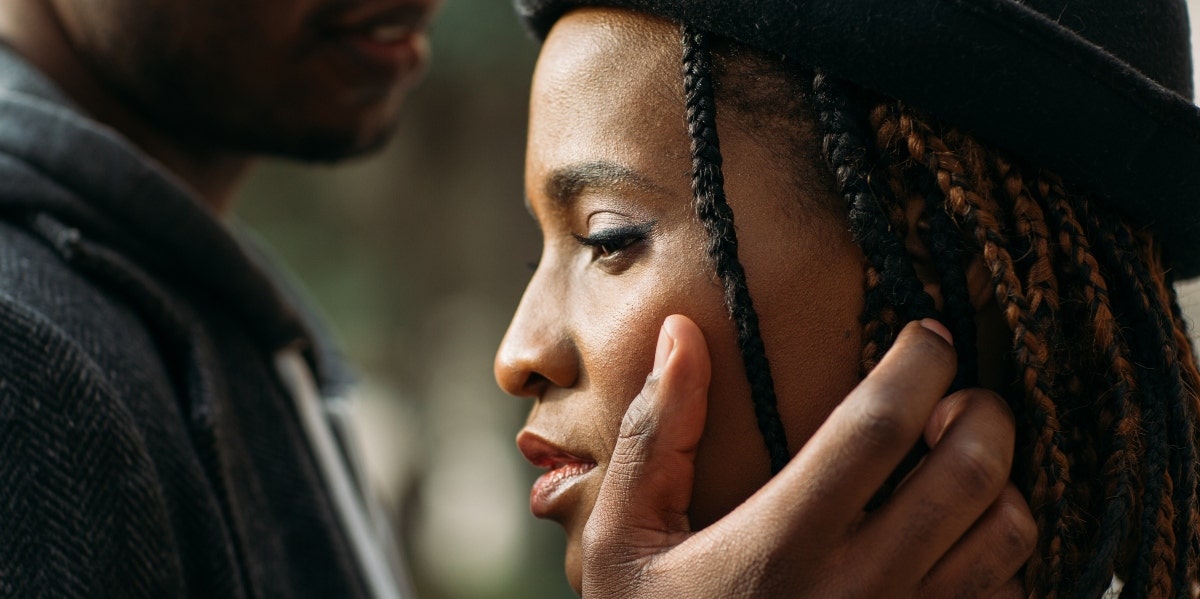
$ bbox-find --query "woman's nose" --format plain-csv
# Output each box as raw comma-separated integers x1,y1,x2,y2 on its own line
494,294,579,398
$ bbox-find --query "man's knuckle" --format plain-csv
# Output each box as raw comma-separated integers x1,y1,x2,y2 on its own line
913,330,957,373
950,441,1009,498
955,388,1015,428
619,389,657,440
853,400,910,449
996,502,1038,560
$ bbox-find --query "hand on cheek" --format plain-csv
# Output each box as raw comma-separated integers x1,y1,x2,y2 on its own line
583,318,1035,598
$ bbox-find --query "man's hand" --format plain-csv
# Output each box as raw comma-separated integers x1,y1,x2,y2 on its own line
583,316,1035,598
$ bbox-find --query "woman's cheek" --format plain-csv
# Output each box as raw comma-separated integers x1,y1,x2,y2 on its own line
576,257,719,457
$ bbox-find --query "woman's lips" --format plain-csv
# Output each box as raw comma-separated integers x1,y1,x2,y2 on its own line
517,431,598,519
530,462,596,518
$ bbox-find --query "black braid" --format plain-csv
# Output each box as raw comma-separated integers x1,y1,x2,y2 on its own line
1163,268,1200,364
810,73,939,354
809,76,943,508
1044,191,1136,597
1082,203,1177,597
1162,268,1200,596
922,178,978,390
1110,219,1198,599
681,27,790,474
659,31,1200,594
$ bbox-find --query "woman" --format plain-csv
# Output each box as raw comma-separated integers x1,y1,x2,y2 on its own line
495,1,1200,597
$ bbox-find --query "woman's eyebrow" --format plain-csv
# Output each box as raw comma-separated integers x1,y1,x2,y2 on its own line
543,161,660,207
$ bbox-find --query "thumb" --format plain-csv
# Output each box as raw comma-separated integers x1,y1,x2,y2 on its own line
585,314,712,564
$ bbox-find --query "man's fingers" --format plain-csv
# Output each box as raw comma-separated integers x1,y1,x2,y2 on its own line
585,315,711,559
857,387,1017,580
987,578,1029,599
917,483,1036,599
696,319,956,567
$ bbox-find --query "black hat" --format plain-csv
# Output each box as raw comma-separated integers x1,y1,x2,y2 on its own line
516,0,1200,277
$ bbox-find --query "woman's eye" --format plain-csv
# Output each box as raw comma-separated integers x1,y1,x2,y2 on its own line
572,222,655,262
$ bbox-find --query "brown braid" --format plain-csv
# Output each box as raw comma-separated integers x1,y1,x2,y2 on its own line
1139,236,1200,598
859,99,1200,597
1154,257,1200,596
903,117,1072,595
1041,175,1144,596
689,33,1200,597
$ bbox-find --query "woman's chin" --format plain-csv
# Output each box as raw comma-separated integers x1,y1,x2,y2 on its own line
564,538,583,594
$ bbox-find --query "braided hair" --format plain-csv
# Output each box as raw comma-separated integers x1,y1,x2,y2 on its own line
679,26,1200,598
681,29,790,473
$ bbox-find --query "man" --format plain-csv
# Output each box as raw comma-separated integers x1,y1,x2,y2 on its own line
0,0,1030,597
0,1,440,596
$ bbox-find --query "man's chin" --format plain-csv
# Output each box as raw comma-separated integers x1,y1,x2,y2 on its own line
241,118,402,163
163,108,405,164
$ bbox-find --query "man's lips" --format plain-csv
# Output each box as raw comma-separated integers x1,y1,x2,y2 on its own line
327,0,436,35
517,431,598,519
316,1,436,76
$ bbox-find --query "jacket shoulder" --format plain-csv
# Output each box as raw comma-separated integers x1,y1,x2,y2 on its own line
0,240,185,596
0,219,175,397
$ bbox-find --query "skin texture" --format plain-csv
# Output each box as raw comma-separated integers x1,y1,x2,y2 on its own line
495,8,1036,597
0,0,440,210
494,9,865,591
581,316,1033,598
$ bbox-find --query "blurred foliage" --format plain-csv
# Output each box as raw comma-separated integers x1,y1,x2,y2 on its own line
236,1,574,597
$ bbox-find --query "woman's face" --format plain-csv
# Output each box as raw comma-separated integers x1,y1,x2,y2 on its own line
494,7,866,591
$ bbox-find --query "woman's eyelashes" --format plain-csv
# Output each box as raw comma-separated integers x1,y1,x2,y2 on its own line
572,221,656,266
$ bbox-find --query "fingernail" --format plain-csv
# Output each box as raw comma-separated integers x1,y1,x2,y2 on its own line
919,318,954,345
652,318,677,375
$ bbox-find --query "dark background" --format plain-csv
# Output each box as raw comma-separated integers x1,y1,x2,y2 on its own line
238,2,567,596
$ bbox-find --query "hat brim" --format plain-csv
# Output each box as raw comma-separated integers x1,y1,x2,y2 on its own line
518,0,1200,277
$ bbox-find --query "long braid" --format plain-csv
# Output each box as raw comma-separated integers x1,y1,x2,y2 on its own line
1136,235,1200,599
681,28,790,473
923,183,979,390
685,37,1200,597
993,156,1092,582
810,75,938,373
1114,217,1195,599
887,111,1071,595
1160,267,1200,400
1156,264,1200,596
871,103,978,389
1168,297,1200,596
1040,177,1142,597
1165,273,1200,598
1077,201,1179,598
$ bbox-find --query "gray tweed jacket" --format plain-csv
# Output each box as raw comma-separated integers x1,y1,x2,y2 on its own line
0,45,384,598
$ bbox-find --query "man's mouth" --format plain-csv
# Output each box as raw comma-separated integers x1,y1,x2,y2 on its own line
327,1,436,34
315,1,437,82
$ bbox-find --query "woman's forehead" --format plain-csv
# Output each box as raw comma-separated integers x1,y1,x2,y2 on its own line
528,9,692,188
535,8,679,96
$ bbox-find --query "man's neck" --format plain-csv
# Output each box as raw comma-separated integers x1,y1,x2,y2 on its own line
0,1,250,215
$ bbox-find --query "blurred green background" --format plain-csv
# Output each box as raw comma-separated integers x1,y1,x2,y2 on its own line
235,1,1200,598
237,1,570,597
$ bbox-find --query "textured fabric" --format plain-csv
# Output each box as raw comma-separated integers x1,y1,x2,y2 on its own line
0,46,373,597
516,0,1200,277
